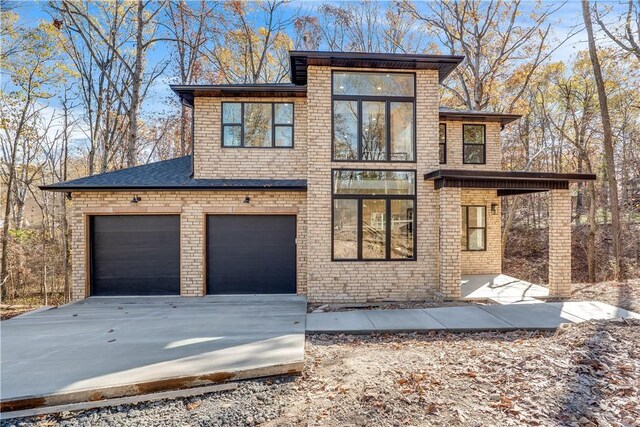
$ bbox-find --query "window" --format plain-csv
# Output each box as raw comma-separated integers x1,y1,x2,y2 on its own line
462,206,486,251
463,124,485,164
439,123,447,164
333,72,415,162
332,170,416,260
222,102,293,148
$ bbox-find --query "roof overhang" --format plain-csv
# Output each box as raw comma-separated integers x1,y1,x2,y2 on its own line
170,84,307,107
425,169,596,196
289,51,465,85
40,180,308,192
439,109,522,128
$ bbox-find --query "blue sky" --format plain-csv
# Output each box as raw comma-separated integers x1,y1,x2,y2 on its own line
4,0,621,144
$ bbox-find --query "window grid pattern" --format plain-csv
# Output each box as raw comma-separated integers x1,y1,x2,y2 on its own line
221,102,294,148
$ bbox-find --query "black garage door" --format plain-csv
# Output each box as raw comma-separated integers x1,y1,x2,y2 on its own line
90,215,180,296
207,215,296,294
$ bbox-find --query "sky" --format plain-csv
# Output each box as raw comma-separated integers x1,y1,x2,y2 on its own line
3,0,625,148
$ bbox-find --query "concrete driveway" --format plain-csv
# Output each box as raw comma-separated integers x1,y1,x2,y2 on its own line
1,296,306,411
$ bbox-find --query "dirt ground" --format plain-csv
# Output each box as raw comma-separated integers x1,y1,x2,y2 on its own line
4,319,638,427
0,304,40,320
571,279,640,313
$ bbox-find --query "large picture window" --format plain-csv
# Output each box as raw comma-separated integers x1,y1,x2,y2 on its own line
462,206,486,251
332,170,416,261
222,102,293,148
333,72,415,162
463,124,485,164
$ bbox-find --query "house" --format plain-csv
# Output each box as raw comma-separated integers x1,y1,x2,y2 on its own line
41,51,595,302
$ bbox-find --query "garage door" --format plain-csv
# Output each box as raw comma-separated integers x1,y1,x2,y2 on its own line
90,215,180,296
207,215,296,294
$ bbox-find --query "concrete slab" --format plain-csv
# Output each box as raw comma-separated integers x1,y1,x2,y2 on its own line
488,297,544,305
306,311,375,334
1,296,306,411
423,306,515,331
364,309,447,331
461,274,549,302
479,303,583,330
547,301,640,321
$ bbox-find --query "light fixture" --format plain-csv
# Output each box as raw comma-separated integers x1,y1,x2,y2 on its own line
491,203,498,215
130,195,141,203
243,196,251,204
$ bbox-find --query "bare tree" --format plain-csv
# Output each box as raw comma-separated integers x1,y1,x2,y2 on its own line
164,0,217,155
595,0,640,61
403,0,574,112
52,0,168,167
583,0,623,279
204,0,295,84
296,1,425,53
0,20,63,299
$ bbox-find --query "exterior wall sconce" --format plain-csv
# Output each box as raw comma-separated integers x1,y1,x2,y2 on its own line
491,203,498,215
243,196,251,204
130,195,142,204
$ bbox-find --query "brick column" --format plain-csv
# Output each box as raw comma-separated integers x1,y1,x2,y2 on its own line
439,187,461,298
548,189,572,297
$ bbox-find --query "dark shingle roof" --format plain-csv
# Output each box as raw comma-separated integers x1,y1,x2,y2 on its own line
40,156,307,192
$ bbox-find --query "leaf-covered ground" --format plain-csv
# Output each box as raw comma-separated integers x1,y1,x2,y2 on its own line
5,319,638,427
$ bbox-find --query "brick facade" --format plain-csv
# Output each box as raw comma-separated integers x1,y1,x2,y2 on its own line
70,191,306,300
65,61,578,302
438,187,461,298
193,96,307,179
439,120,502,170
460,189,502,275
548,189,572,297
304,66,440,302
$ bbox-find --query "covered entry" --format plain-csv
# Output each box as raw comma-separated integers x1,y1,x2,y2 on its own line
426,169,596,299
206,215,297,294
90,215,181,296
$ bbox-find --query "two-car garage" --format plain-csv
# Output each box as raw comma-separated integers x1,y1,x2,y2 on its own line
89,215,297,296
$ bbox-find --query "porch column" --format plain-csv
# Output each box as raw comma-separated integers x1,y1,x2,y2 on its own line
548,189,572,297
439,187,461,298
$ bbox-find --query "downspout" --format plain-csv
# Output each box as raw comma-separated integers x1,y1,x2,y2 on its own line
190,103,195,178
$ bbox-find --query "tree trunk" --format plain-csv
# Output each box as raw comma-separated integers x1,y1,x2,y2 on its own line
587,180,597,282
582,0,623,280
127,0,145,167
502,196,519,261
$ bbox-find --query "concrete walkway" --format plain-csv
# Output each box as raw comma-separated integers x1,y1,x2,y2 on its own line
306,301,640,334
461,274,549,304
1,296,306,411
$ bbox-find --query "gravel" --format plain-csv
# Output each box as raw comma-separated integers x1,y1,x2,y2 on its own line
4,318,639,427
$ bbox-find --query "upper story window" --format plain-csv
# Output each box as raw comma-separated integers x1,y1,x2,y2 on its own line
463,124,485,164
222,102,294,148
439,123,447,164
332,72,415,162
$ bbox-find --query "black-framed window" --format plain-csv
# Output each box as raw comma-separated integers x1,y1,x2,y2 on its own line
439,123,447,164
332,71,415,162
332,170,416,261
222,102,294,148
462,206,486,251
463,124,485,164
